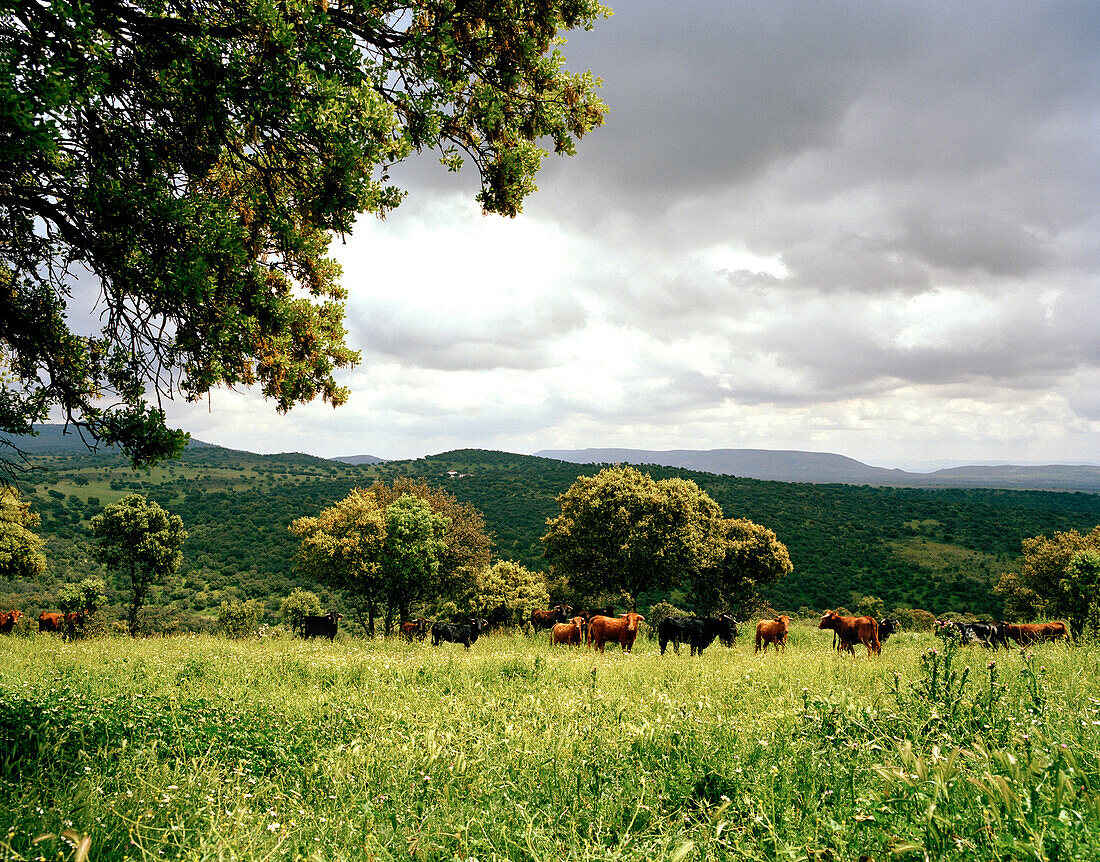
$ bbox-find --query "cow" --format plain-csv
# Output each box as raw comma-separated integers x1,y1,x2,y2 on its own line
432,617,488,649
659,615,738,656
587,612,645,653
38,611,63,633
819,611,879,657
835,617,902,654
755,615,790,654
718,618,739,648
300,611,343,641
63,610,86,641
878,618,901,644
1000,621,1069,646
550,616,585,647
0,610,23,634
401,618,430,642
531,605,573,630
936,619,1008,649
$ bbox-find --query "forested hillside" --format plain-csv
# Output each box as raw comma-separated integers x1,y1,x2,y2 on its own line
3,437,1100,628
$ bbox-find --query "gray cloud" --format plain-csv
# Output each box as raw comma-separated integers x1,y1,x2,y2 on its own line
349,294,588,371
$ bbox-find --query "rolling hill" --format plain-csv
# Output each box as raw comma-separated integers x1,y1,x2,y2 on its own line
4,428,1100,629
536,447,1100,492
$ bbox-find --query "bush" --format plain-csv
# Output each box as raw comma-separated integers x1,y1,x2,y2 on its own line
280,588,322,634
646,601,688,639
217,600,264,639
892,607,937,632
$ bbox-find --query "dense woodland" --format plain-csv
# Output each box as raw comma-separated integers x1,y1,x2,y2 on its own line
3,431,1100,631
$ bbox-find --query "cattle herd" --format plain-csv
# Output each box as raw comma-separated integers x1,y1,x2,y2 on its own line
0,604,1072,655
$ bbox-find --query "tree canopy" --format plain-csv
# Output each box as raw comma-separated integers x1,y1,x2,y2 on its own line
0,487,46,580
291,486,465,633
995,525,1100,635
1,0,608,468
91,493,187,635
691,517,793,618
541,465,726,608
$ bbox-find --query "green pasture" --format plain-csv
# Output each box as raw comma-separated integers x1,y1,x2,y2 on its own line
1,627,1098,861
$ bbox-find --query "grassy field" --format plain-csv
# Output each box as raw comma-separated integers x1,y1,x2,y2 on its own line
1,626,1098,862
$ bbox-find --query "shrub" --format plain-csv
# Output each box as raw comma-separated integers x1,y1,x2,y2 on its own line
280,588,322,634
218,600,264,639
646,601,688,639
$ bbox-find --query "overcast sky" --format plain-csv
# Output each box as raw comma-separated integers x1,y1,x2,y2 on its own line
164,1,1100,469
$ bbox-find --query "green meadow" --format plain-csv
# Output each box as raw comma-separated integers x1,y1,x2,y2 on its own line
2,626,1098,862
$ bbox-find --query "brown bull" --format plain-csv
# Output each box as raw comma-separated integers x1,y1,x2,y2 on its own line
400,618,429,642
531,604,573,629
587,613,645,653
0,610,23,634
550,616,585,647
819,611,879,658
755,615,790,653
39,612,63,633
1001,621,1068,645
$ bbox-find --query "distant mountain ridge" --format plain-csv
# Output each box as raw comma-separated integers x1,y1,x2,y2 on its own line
332,454,388,465
535,448,1100,493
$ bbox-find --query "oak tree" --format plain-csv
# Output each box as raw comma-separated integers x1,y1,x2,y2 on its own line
2,0,608,468
994,525,1100,636
91,493,187,636
0,488,47,580
692,517,793,618
541,465,726,609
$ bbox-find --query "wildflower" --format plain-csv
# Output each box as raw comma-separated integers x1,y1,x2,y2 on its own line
267,823,280,832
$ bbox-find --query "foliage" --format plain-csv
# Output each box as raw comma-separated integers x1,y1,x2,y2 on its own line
995,525,1100,633
1,1,608,469
691,517,792,617
645,600,687,638
0,488,46,580
1062,549,1100,637
279,588,323,634
56,578,107,614
362,477,493,607
291,489,452,634
891,606,937,632
218,600,264,639
855,594,885,619
90,494,187,636
542,466,725,608
380,495,448,630
10,442,1100,624
290,491,386,632
471,560,549,628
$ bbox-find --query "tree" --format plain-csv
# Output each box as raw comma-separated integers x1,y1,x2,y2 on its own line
1061,549,1100,638
472,560,549,629
290,491,387,635
541,466,726,609
362,478,493,607
1,0,608,468
0,488,46,579
691,518,792,618
57,578,108,614
380,495,448,632
91,493,187,636
995,526,1100,636
280,587,323,634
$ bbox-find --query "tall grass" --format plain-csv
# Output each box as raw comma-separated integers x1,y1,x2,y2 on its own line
1,628,1097,861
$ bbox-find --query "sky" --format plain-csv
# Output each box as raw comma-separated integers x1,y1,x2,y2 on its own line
161,1,1100,470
